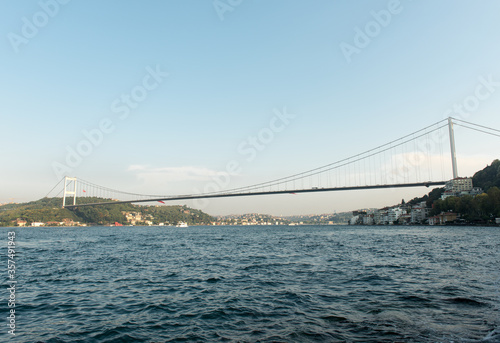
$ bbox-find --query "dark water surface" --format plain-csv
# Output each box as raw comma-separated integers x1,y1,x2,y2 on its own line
2,225,500,342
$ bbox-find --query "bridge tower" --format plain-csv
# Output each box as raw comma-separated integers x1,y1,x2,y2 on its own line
62,176,77,208
448,117,458,179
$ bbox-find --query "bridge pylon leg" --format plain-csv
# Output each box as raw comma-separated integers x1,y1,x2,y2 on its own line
62,176,77,208
448,117,459,179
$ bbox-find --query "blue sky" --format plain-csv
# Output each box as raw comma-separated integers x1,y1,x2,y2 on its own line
1,0,500,215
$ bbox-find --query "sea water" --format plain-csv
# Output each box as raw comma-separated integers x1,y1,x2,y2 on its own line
1,225,499,342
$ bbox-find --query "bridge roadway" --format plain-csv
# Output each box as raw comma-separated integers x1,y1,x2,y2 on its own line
63,181,447,209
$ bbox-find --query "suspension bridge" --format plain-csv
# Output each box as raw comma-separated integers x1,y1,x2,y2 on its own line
48,117,499,209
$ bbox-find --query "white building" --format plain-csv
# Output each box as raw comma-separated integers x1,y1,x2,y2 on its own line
448,178,473,192
388,208,405,224
374,210,388,225
411,201,429,224
442,178,475,199
350,215,360,225
363,215,374,225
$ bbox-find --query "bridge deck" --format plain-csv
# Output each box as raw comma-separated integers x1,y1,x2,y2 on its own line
63,181,446,208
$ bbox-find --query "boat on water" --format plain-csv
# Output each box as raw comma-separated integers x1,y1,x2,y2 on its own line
176,222,188,228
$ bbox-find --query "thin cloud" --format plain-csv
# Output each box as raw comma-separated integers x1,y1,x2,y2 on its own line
128,165,220,183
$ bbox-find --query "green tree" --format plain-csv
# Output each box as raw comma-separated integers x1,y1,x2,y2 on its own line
487,187,500,217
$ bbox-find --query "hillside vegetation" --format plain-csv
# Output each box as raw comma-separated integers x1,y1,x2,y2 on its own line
429,160,500,222
0,197,214,227
472,159,500,191
408,160,500,223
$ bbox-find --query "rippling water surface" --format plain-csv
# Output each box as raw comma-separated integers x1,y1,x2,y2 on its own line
2,225,500,342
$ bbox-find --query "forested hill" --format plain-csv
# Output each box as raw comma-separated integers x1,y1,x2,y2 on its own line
472,159,500,191
0,197,214,227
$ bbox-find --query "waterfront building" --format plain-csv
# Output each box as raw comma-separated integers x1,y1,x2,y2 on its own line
428,212,459,225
